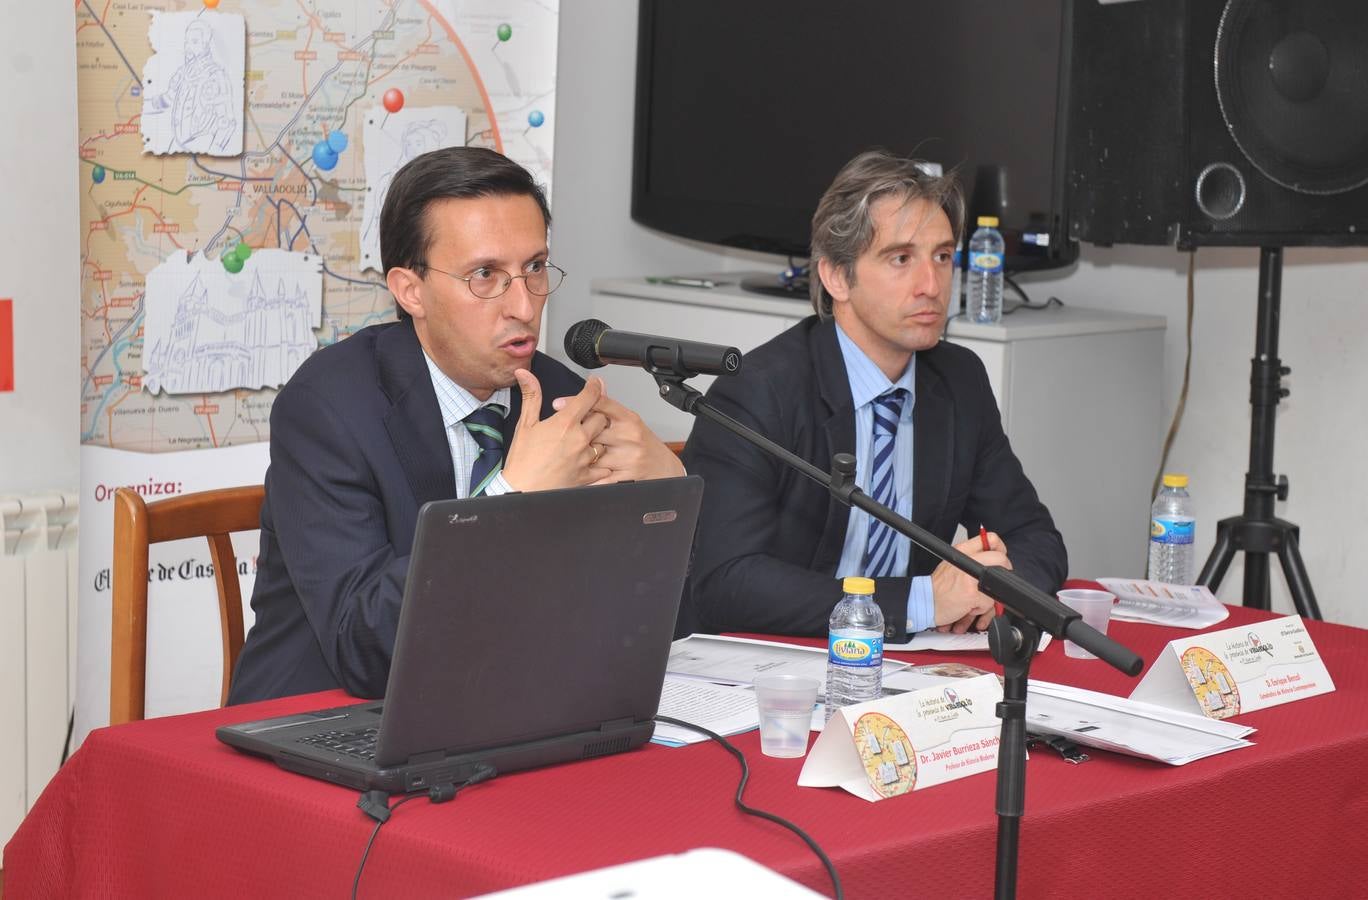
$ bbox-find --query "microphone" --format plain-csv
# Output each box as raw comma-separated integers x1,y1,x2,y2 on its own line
564,319,742,378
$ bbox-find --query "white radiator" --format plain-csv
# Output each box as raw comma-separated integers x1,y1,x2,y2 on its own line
0,492,78,848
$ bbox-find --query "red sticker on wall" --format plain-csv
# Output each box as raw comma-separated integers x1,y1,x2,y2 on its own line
0,299,13,392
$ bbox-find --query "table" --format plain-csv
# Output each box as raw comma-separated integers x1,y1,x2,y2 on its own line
6,603,1368,898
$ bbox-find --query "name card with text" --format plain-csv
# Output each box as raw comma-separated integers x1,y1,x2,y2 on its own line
799,673,1002,802
1130,615,1334,720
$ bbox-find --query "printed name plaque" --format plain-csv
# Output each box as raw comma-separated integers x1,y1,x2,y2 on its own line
1130,615,1334,719
799,673,1003,802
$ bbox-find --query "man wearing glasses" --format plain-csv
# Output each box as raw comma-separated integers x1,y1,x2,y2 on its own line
229,147,683,703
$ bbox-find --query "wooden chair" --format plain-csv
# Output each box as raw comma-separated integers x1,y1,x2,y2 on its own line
667,441,686,457
110,485,264,725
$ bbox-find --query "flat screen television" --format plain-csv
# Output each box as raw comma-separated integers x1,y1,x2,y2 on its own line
631,0,1079,281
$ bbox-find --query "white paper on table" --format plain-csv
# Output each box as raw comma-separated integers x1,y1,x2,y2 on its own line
885,630,1052,652
882,663,997,693
799,674,1003,802
1026,679,1254,765
140,11,245,156
651,677,760,746
1097,578,1230,629
667,634,907,688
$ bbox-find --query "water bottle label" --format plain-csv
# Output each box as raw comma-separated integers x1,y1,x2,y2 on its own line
828,634,883,667
969,252,1003,273
1151,516,1195,545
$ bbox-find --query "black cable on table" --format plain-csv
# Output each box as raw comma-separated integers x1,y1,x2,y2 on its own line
655,714,843,900
351,764,497,900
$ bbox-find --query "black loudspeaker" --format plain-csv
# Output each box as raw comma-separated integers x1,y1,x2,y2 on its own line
1066,0,1368,248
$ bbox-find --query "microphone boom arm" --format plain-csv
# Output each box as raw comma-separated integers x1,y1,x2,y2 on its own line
655,368,1143,900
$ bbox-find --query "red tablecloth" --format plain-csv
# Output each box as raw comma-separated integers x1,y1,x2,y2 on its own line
7,604,1368,899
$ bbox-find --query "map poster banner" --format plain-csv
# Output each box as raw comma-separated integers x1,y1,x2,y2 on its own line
73,0,559,745
1129,615,1335,721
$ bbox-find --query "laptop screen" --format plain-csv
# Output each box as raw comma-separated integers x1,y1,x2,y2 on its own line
375,476,703,767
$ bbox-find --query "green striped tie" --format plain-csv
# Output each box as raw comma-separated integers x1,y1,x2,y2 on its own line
464,403,508,497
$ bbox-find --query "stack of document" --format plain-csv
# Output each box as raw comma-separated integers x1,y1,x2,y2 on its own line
653,677,763,746
1026,680,1254,765
1098,578,1230,629
657,637,1254,763
864,664,1255,765
886,631,1052,653
656,635,909,746
666,634,908,687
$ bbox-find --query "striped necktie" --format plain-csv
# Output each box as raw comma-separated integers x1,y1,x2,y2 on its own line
864,387,907,577
464,403,508,497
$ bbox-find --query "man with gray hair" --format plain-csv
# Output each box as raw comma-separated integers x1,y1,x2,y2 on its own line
680,149,1066,641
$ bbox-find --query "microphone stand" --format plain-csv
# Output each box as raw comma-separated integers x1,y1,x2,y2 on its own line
648,365,1144,900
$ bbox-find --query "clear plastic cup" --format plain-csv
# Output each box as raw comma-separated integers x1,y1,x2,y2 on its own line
753,675,819,758
1058,589,1116,659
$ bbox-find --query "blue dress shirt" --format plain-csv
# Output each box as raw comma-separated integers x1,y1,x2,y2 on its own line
833,325,936,632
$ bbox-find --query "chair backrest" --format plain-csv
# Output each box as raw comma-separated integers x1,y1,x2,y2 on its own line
667,441,686,458
110,485,264,725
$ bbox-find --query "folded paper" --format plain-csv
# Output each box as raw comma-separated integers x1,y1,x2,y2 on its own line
1130,615,1333,719
799,673,1003,802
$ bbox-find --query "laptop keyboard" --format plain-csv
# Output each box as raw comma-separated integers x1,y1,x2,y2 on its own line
298,726,378,761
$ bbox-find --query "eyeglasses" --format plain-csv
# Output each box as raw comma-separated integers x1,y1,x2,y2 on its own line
425,260,566,300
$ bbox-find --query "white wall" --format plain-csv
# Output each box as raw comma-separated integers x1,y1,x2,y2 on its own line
0,5,81,496
548,3,763,342
1027,247,1368,627
549,6,1368,629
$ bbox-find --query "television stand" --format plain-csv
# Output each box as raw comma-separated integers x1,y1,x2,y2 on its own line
740,272,809,299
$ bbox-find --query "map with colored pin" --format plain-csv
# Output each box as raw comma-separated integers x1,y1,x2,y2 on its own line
220,241,252,272
311,139,340,171
74,0,559,452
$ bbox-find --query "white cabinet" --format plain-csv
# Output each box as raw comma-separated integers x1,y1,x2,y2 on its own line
589,275,1166,580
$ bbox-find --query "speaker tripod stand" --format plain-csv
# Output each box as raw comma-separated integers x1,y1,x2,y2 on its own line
1197,247,1321,620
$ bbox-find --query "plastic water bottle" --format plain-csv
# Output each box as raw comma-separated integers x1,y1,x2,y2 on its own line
967,216,1005,324
1148,473,1196,585
825,576,884,722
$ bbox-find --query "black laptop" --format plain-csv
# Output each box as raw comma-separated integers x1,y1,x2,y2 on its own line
217,476,703,794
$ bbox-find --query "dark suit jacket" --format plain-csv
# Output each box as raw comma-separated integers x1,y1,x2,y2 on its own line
680,316,1066,642
228,318,584,703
